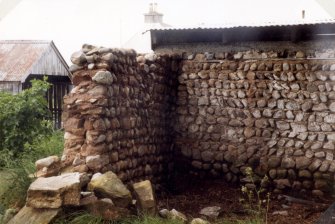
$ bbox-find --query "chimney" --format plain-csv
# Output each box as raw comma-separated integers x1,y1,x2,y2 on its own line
144,2,163,24
149,3,153,12
302,10,305,19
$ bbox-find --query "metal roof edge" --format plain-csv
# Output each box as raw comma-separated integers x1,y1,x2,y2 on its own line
50,41,72,79
150,19,335,31
19,40,72,82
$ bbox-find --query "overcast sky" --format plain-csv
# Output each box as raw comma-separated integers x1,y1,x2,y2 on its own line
0,0,332,63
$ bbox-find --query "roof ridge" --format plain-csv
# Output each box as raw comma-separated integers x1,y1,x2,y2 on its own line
0,40,52,44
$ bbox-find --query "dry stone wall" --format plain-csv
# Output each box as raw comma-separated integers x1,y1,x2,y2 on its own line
176,50,335,195
61,44,178,188
61,43,335,196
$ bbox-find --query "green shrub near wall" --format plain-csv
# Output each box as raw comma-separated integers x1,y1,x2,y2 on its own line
0,78,53,167
0,78,64,209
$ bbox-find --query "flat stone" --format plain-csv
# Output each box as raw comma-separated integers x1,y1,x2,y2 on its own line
301,101,313,112
329,102,335,112
159,209,170,218
169,209,188,223
198,96,209,106
316,72,327,81
324,114,335,123
88,171,132,208
85,198,130,220
101,53,114,62
35,155,60,177
27,172,85,208
291,123,307,133
132,180,156,215
315,180,329,191
312,103,328,111
299,170,312,178
69,64,83,73
274,179,291,189
201,151,214,162
272,210,289,216
311,142,323,150
199,206,222,219
296,157,312,169
281,157,295,168
276,121,290,130
296,51,305,58
86,155,109,171
191,218,210,224
309,159,322,172
71,51,86,65
315,151,325,158
312,190,324,197
8,206,60,224
319,161,330,172
92,71,114,85
144,53,157,62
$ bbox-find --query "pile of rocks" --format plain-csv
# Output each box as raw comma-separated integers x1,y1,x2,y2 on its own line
62,44,178,186
176,50,335,195
8,169,156,223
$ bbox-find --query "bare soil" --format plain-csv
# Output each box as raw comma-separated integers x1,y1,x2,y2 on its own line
157,176,332,224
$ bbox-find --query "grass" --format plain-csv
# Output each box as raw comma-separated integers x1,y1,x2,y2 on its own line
52,211,265,224
53,212,185,224
0,131,267,224
0,130,64,211
217,218,264,224
0,171,12,197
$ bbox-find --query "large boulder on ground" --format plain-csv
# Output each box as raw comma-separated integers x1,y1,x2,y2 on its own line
7,206,60,224
132,180,156,215
35,155,60,177
87,171,132,208
26,172,87,208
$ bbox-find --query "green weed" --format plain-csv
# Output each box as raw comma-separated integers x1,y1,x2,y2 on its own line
240,167,270,224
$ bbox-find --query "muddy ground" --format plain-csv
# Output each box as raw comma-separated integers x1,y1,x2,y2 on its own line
157,176,332,224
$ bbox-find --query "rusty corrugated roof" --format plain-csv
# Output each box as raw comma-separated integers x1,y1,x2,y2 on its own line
0,40,70,82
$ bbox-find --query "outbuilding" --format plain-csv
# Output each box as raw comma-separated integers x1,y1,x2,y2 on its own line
0,40,72,128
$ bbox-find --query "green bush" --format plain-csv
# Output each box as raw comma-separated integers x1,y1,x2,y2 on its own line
0,78,65,210
0,78,52,166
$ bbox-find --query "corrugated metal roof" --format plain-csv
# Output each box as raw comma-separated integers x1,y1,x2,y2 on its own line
0,40,71,82
151,18,335,31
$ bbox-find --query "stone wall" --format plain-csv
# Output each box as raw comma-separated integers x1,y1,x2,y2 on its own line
61,45,178,188
175,48,335,195
61,42,335,196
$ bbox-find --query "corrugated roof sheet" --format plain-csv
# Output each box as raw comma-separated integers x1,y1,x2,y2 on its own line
151,18,335,31
0,40,70,82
